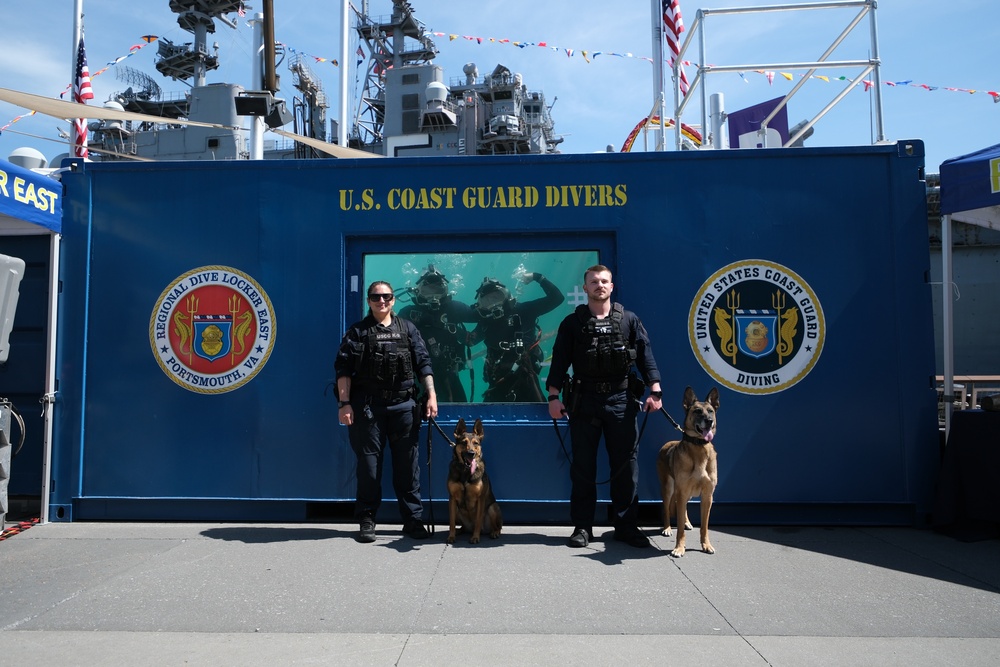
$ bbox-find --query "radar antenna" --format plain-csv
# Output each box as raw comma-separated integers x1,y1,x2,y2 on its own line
113,65,163,103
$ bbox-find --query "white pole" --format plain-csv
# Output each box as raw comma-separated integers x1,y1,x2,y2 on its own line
70,0,84,155
47,0,83,523
39,233,60,524
339,0,349,146
710,93,726,149
942,213,954,439
867,1,885,142
650,0,666,151
250,13,264,160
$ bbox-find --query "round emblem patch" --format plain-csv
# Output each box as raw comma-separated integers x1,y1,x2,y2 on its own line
689,259,824,395
149,266,276,393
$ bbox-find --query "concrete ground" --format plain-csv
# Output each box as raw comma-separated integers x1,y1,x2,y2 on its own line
1,520,998,666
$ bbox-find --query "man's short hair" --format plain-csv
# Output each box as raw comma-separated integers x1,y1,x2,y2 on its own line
583,264,612,283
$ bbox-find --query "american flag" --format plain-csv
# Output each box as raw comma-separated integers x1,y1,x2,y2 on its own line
356,45,365,67
72,36,94,158
662,0,690,96
237,3,246,17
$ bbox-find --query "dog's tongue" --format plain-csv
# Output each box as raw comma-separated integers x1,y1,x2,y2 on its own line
703,429,714,442
471,458,477,475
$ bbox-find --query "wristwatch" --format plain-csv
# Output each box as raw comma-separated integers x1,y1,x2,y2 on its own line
548,395,560,402
338,401,350,408
649,390,662,399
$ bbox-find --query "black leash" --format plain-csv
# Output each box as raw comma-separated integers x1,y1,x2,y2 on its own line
424,416,458,535
660,406,684,433
425,416,435,535
551,405,653,486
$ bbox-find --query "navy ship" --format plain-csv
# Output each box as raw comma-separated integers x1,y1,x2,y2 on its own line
83,0,560,161
351,0,560,156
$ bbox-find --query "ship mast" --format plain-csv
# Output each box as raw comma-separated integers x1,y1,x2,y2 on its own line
350,0,438,150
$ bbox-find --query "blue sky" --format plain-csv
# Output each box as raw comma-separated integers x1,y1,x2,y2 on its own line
1,0,997,171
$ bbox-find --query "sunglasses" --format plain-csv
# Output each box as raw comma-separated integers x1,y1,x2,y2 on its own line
368,293,394,302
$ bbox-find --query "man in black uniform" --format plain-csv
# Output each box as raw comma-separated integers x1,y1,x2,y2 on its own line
545,265,663,548
335,280,438,543
398,266,476,402
469,271,564,402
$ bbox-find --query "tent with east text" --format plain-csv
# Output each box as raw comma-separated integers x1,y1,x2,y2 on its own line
0,158,62,514
0,158,62,233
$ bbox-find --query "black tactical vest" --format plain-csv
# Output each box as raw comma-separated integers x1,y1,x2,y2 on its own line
358,318,414,389
573,303,636,380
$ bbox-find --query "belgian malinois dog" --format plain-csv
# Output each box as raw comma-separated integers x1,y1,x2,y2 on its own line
447,418,503,544
656,387,720,557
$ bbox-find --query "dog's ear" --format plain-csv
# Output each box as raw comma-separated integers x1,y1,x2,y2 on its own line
682,386,697,409
454,418,467,437
707,387,720,409
473,418,484,438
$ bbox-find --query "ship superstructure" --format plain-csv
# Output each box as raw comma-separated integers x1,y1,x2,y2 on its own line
87,0,334,161
351,0,561,156
84,0,558,162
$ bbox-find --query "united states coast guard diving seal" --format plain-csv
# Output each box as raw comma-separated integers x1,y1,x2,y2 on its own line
149,266,276,394
689,259,824,395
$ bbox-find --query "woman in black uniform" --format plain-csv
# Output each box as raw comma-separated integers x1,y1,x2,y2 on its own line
334,281,438,543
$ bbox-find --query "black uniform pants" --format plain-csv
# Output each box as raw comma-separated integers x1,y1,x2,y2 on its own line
348,397,423,522
568,389,641,531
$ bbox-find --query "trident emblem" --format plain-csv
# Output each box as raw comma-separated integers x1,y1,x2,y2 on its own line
172,295,199,364
712,289,740,365
774,290,799,365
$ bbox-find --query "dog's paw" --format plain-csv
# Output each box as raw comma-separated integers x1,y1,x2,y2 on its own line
661,527,673,537
670,547,686,558
446,534,456,544
490,530,501,539
702,542,715,554
469,535,481,544
684,521,693,530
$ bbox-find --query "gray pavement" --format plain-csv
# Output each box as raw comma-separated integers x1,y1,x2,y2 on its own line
1,521,998,666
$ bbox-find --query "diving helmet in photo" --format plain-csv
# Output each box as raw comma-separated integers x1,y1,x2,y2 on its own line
413,265,450,309
475,277,512,319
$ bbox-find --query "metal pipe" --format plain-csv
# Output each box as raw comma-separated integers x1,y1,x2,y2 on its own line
942,213,954,438
339,0,349,147
651,0,666,151
39,233,60,524
70,0,84,156
263,0,277,92
758,4,871,133
250,14,264,160
868,1,886,141
785,64,874,146
701,0,870,16
710,93,726,149
703,58,873,73
699,13,709,148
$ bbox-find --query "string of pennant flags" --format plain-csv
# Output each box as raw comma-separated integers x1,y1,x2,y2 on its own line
0,35,158,133
5,27,997,135
276,30,1000,104
425,31,999,102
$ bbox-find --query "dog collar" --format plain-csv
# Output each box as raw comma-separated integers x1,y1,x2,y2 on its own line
682,433,712,445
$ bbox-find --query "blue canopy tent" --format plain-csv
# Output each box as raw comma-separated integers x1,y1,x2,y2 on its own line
0,158,62,523
0,158,62,234
938,142,1000,434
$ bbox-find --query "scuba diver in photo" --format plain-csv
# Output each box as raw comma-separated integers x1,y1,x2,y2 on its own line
469,270,565,403
398,265,477,403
